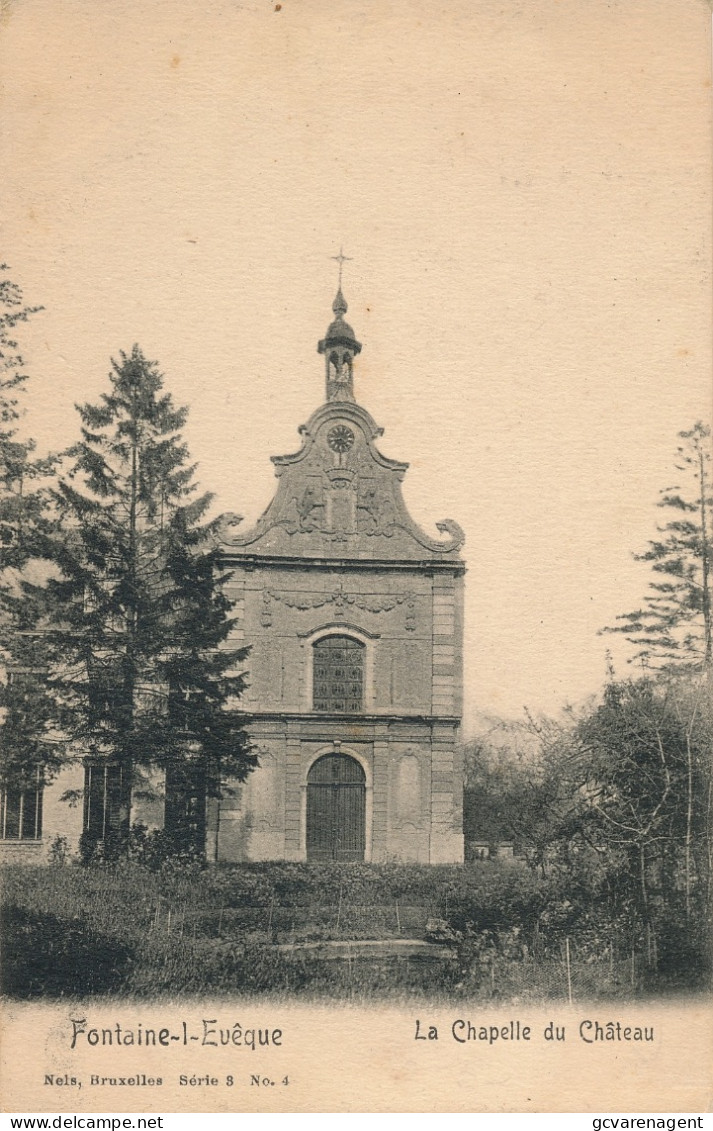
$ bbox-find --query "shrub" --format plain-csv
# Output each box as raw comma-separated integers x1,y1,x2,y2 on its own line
0,904,134,998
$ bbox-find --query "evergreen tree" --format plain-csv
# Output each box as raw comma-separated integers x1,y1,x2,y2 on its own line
0,265,54,570
0,268,59,796
41,345,255,857
605,422,712,673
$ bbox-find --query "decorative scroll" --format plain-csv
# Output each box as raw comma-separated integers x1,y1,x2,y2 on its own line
218,507,464,555
401,518,466,553
217,512,246,541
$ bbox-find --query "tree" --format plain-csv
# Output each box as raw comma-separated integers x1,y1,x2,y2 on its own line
0,265,54,571
604,422,712,674
463,732,561,867
0,268,59,795
570,674,711,972
37,345,255,857
467,678,712,978
462,712,598,883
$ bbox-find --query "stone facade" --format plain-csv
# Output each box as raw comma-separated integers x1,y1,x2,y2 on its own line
209,287,466,863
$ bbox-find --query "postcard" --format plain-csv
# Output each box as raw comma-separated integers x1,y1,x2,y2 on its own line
1,0,711,1115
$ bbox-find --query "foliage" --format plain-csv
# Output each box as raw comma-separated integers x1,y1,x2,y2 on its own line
585,423,713,971
126,823,208,873
29,345,255,853
0,265,55,571
572,674,711,952
463,671,712,980
3,859,703,1001
604,422,712,673
463,738,543,854
463,715,589,875
0,268,60,790
0,904,134,998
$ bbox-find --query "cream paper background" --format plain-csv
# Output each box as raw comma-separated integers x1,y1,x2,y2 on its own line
1,0,712,1114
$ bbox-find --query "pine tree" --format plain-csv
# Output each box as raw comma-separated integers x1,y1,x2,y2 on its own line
0,268,59,797
41,345,255,857
0,265,54,570
605,422,712,673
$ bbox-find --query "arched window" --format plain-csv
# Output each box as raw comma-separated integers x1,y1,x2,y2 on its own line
313,634,365,713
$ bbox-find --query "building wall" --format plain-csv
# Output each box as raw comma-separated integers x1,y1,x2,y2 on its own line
2,302,467,867
213,718,463,865
224,565,441,715
0,763,84,864
212,556,464,864
1,545,465,866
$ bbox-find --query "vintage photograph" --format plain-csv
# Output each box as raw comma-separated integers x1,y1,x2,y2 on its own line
0,0,711,1114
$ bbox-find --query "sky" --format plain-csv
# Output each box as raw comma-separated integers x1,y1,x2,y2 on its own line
1,0,711,733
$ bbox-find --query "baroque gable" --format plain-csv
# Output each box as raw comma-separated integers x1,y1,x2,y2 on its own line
219,401,464,561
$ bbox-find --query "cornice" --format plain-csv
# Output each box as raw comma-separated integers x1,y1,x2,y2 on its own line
219,553,466,575
247,711,462,727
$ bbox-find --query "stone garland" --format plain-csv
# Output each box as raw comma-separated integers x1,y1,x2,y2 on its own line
260,582,416,631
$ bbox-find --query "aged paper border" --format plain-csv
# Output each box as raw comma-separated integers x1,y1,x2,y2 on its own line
1,0,712,1115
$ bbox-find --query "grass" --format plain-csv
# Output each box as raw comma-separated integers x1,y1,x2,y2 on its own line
0,860,703,1002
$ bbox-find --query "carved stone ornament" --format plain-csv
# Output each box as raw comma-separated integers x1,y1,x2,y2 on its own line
357,484,397,537
261,587,272,627
293,484,325,533
264,581,417,630
215,401,465,557
327,424,355,453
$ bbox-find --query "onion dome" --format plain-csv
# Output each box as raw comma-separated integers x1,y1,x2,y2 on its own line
318,285,362,403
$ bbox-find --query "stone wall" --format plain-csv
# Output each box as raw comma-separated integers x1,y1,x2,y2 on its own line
214,555,464,864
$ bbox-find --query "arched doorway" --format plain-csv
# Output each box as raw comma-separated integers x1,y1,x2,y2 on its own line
306,753,366,862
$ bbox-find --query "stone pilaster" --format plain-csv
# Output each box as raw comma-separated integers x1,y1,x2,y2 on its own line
429,725,464,863
432,574,457,716
284,733,303,859
371,734,390,862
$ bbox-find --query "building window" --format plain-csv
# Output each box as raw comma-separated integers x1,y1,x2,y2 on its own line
83,761,130,846
164,760,207,855
313,635,365,713
1,774,43,840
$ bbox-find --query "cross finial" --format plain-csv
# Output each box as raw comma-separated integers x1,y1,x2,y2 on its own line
331,246,352,289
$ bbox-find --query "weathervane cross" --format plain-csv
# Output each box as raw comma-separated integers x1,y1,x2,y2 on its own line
331,246,352,288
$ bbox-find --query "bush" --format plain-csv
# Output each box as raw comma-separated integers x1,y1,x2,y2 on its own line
2,859,706,1000
127,825,207,874
0,904,134,998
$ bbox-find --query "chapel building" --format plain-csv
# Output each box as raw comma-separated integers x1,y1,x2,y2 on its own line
208,285,466,864
0,282,466,865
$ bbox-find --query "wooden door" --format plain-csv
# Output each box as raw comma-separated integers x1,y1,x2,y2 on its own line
306,753,366,862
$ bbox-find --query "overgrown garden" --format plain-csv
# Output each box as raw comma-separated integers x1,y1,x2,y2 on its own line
1,267,711,1001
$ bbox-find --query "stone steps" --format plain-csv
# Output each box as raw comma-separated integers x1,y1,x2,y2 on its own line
274,938,455,960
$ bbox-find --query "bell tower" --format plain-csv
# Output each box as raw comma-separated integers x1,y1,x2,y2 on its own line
317,250,362,402
216,256,465,865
